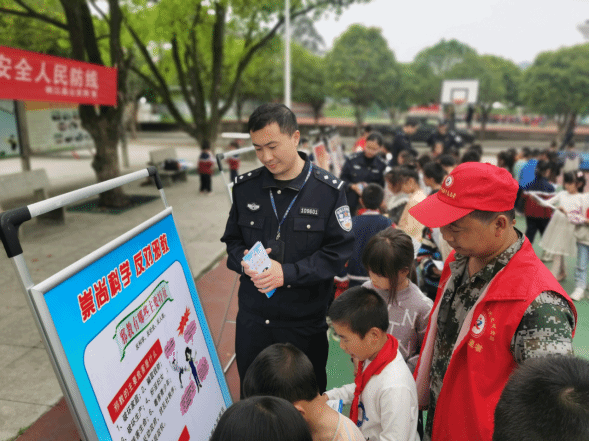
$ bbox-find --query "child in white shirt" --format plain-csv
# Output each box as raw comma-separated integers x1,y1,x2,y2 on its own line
324,286,419,441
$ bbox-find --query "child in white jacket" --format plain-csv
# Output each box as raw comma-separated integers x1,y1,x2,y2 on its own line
324,286,419,441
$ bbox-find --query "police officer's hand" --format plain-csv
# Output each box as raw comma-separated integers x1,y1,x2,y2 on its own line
350,183,362,196
251,258,284,294
241,248,273,278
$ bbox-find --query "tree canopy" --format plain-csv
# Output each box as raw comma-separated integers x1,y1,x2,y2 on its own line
325,24,399,128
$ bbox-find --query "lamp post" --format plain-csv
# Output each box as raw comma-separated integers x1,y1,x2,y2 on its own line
284,0,291,109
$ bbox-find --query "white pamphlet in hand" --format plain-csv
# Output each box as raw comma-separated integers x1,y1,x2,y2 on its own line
243,241,276,298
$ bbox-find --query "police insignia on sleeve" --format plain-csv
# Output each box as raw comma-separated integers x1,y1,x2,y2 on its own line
335,205,352,232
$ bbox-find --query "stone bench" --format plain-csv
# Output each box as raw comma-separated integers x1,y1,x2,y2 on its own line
0,169,65,222
148,147,188,186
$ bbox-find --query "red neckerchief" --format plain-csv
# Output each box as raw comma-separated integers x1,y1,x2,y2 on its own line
350,334,399,425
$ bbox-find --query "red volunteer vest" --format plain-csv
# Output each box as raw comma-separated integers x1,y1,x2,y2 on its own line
414,237,576,441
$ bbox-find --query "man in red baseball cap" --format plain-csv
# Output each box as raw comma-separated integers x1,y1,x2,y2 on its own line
410,162,577,441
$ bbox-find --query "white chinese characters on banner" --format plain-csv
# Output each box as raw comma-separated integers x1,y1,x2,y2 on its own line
0,52,101,99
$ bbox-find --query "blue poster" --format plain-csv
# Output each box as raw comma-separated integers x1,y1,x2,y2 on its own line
42,213,231,440
0,100,20,158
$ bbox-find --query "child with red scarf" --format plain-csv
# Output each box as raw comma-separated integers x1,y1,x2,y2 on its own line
324,286,419,441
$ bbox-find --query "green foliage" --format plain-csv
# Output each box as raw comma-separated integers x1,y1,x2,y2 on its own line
325,24,399,125
0,0,69,56
291,42,326,119
521,44,589,116
446,53,505,107
414,39,477,76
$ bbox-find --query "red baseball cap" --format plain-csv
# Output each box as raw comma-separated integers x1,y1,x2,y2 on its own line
409,162,519,228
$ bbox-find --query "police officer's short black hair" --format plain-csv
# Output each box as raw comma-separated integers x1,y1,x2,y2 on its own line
404,118,419,128
210,396,312,441
242,343,319,403
361,184,384,210
493,355,589,441
366,131,383,146
328,286,389,338
423,161,446,184
248,103,299,136
437,153,457,167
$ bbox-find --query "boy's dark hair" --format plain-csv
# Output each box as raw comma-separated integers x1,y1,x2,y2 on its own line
418,153,432,169
468,144,483,156
437,153,457,167
363,125,372,133
328,286,389,338
385,167,403,187
210,396,312,441
535,160,551,178
493,355,589,441
248,103,298,135
423,161,446,184
362,228,415,303
201,140,211,151
242,343,318,403
404,118,419,128
366,131,383,146
397,165,419,183
361,183,385,210
398,151,417,167
460,149,481,164
521,146,532,159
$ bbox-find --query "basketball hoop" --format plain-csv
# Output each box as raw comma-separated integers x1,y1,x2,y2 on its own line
453,99,466,106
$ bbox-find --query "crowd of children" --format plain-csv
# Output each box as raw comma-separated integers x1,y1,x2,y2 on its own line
209,130,589,440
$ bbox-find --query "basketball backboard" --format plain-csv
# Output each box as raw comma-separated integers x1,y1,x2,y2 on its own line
440,79,479,105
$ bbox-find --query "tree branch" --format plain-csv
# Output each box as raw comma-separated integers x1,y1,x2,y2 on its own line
171,34,196,116
0,2,67,30
219,2,319,117
124,20,193,136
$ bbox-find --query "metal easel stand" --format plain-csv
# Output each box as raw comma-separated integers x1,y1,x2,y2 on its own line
0,166,166,441
215,144,255,375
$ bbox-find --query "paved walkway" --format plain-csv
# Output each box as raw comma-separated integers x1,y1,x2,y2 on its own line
0,135,252,440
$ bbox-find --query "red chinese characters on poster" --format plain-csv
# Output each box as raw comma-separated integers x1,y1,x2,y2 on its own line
0,46,117,106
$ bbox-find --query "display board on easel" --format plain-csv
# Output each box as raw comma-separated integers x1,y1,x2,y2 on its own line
0,168,232,440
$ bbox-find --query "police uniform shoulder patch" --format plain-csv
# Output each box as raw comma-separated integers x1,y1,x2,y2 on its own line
376,156,388,166
335,205,353,232
313,167,344,190
234,167,263,184
350,152,362,159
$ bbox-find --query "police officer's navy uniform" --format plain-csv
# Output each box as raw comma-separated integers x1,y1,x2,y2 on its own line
427,130,462,155
390,129,418,166
221,152,354,392
339,152,387,215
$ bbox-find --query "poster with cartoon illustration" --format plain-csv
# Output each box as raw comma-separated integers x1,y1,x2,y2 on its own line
0,100,20,158
35,210,231,440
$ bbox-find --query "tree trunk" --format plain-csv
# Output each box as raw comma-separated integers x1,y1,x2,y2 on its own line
354,105,364,136
479,105,490,142
556,111,576,148
388,107,397,126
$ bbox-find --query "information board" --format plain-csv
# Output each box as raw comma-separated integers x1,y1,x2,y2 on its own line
30,208,231,440
0,99,20,158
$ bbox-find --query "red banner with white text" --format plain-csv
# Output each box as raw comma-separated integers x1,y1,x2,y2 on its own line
0,46,117,106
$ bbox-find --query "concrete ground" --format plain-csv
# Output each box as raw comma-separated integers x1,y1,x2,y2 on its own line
0,132,569,440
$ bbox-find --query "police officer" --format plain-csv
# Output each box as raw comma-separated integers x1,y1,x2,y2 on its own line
221,104,354,394
390,119,419,166
426,120,462,157
339,132,387,215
